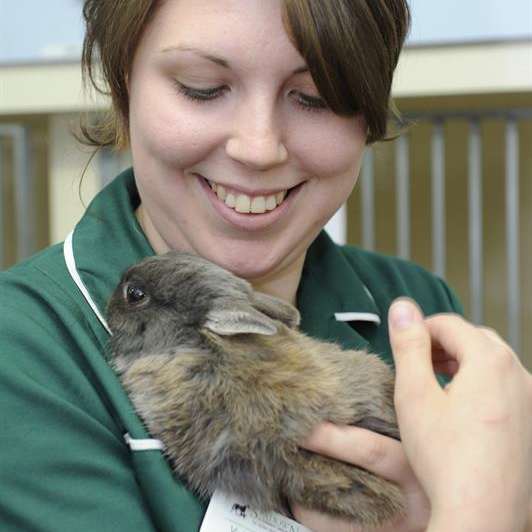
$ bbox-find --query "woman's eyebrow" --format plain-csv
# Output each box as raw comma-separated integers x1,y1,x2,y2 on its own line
160,44,308,75
292,66,309,75
159,45,229,68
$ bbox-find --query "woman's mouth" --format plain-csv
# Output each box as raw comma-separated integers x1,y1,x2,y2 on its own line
206,179,289,214
196,173,302,232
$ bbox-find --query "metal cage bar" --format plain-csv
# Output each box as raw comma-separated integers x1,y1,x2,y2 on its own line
0,137,4,269
505,118,521,354
431,121,446,279
13,126,33,262
361,147,375,251
0,124,34,264
468,119,483,325
395,134,410,260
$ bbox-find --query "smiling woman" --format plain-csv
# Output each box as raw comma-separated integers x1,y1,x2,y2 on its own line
1,1,531,532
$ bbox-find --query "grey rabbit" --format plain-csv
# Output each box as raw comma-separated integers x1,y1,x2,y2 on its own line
106,251,405,527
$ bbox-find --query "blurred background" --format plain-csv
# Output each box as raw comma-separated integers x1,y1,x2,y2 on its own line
1,0,531,368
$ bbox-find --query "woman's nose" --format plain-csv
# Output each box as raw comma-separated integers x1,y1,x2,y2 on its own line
225,99,288,170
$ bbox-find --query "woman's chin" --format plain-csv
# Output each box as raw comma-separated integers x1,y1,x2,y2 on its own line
209,254,278,281
201,245,289,281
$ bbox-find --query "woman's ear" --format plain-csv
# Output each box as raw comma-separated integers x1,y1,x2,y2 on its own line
249,291,300,329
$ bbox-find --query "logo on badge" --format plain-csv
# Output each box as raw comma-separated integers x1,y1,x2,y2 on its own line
231,503,248,518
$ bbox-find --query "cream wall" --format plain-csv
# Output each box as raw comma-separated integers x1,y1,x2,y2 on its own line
47,114,101,244
1,62,105,115
393,40,532,96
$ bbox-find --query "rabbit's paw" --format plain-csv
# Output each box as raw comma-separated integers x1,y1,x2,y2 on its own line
282,450,405,527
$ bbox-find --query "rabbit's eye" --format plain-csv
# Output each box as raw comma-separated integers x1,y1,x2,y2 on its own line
125,285,147,304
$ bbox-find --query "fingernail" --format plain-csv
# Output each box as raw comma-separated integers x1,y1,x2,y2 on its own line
389,300,416,331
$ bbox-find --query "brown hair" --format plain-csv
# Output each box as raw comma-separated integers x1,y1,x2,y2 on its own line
81,0,410,150
81,0,159,150
283,0,410,143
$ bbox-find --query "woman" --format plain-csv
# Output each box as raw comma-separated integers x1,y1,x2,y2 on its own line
0,1,530,531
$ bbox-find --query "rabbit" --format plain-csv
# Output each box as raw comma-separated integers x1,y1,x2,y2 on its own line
106,251,405,527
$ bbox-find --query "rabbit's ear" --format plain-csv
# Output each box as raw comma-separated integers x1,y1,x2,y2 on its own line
249,291,300,329
204,307,278,336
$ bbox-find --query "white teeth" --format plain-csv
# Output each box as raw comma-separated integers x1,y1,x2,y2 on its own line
265,196,277,211
250,196,266,214
225,193,236,208
208,180,288,214
235,195,251,213
275,191,286,204
217,185,227,201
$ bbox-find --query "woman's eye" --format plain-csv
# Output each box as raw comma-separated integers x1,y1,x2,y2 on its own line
125,285,147,304
174,81,228,102
292,91,327,112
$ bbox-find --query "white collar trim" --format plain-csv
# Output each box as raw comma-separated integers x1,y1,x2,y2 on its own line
65,232,165,452
63,230,112,335
333,284,381,325
334,312,381,325
124,433,165,452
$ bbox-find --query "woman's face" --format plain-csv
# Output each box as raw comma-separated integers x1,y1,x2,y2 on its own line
128,0,366,285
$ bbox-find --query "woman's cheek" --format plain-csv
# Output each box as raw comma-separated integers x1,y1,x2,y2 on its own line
290,116,366,177
133,91,224,169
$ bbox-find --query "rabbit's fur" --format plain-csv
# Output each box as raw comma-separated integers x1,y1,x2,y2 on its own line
106,251,404,526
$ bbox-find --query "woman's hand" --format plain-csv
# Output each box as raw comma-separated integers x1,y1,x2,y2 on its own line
291,423,430,532
293,299,532,532
389,299,532,532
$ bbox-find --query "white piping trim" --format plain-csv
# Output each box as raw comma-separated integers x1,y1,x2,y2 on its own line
64,230,112,335
363,284,376,304
64,236,163,454
124,433,165,451
334,312,381,325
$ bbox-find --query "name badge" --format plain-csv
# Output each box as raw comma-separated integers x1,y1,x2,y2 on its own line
200,490,314,532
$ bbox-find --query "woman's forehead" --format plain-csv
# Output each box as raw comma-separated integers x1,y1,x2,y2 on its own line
135,0,307,75
141,0,289,51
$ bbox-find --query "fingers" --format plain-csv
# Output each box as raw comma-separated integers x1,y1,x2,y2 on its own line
390,301,519,381
388,299,441,401
301,422,415,485
424,314,525,386
476,325,510,348
424,314,499,363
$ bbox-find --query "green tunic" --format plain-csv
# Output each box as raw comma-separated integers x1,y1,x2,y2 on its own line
0,169,462,532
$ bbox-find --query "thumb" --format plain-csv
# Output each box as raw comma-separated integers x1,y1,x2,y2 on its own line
388,299,440,400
